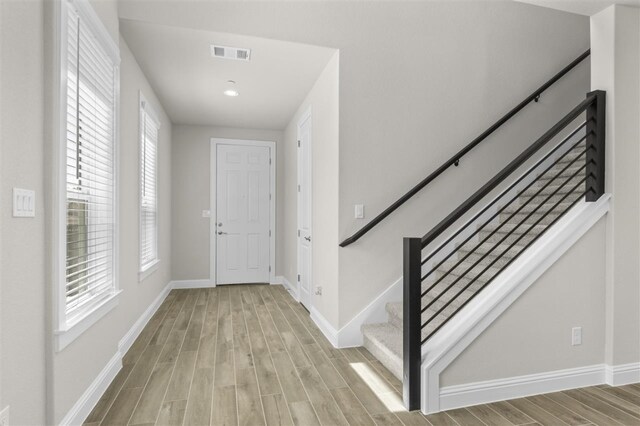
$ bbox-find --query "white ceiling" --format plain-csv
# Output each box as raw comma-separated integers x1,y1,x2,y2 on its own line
120,19,336,129
516,0,640,16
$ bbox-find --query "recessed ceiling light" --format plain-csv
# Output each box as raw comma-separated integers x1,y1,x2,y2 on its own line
224,80,239,97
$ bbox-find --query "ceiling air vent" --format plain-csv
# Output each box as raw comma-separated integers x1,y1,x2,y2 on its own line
210,44,251,61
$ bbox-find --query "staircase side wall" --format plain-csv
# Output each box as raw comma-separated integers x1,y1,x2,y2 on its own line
440,218,606,387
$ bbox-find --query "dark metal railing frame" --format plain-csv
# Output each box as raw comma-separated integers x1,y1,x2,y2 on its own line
402,90,606,410
340,49,591,248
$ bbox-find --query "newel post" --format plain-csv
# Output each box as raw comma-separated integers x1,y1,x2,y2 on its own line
586,90,606,201
403,237,421,410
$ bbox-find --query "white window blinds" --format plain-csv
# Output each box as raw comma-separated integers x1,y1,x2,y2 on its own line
139,99,159,272
64,4,118,318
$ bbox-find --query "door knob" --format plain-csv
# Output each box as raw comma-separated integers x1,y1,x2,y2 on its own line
218,231,227,235
304,236,311,242
217,222,223,227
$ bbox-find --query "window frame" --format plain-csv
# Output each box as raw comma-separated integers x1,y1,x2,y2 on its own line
53,0,121,351
138,93,160,281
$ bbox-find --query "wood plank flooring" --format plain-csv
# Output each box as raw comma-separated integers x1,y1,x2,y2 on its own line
85,285,640,426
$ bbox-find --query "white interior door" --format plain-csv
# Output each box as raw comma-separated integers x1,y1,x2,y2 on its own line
298,113,312,309
216,143,271,284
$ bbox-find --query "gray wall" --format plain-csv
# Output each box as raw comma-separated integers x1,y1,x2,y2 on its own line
442,219,607,386
282,53,340,324
33,0,175,421
0,1,47,423
49,34,175,423
120,1,592,330
591,5,640,367
171,125,284,281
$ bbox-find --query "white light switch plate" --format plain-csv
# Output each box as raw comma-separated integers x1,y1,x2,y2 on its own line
13,188,35,218
202,210,211,218
355,204,364,219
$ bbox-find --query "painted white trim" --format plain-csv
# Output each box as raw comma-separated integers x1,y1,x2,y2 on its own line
421,194,611,414
605,362,640,386
210,138,276,286
297,108,313,310
138,92,160,277
270,276,283,285
138,259,160,282
54,0,121,350
55,290,122,352
62,280,172,425
118,281,172,355
278,276,299,301
440,364,606,411
170,279,215,290
336,277,402,348
310,307,339,348
59,351,122,426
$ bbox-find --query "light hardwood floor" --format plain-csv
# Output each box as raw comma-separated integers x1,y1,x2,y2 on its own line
85,285,640,426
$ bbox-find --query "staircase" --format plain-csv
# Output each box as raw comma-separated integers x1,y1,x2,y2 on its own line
339,48,606,412
361,141,587,381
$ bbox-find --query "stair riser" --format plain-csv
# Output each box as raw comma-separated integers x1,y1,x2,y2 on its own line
477,229,539,246
519,193,577,207
423,276,485,297
524,183,584,199
501,201,574,216
386,307,458,342
500,209,567,226
362,333,403,381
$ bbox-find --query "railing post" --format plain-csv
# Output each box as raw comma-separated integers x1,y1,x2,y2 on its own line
586,90,606,201
403,237,421,411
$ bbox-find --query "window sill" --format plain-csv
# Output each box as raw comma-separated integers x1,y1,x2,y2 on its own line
55,289,122,352
139,259,160,282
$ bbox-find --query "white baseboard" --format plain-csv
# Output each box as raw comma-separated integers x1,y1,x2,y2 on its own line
440,364,605,411
422,195,611,414
119,281,172,354
310,307,339,348
605,362,640,386
59,351,122,426
336,277,402,348
278,275,299,301
270,276,283,285
62,280,173,425
170,279,214,289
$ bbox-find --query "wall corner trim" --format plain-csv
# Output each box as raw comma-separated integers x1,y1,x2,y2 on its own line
605,362,640,386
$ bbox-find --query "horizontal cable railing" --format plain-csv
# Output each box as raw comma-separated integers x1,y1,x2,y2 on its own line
340,49,591,247
402,90,606,410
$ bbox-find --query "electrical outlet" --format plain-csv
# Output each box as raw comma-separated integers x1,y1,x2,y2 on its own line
315,286,322,296
0,405,10,426
572,327,582,346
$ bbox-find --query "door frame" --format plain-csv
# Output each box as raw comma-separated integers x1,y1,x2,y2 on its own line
297,107,312,307
210,138,276,286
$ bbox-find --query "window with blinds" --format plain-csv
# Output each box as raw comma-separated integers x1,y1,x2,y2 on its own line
139,98,159,273
63,3,118,320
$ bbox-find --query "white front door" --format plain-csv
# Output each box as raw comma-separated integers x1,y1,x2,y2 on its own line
298,112,312,309
216,143,271,284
